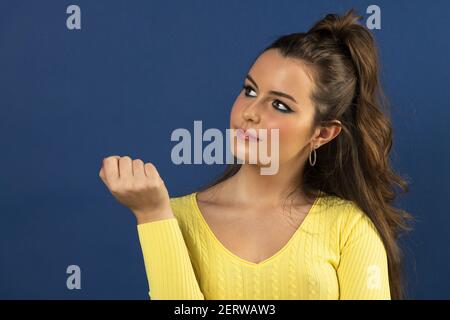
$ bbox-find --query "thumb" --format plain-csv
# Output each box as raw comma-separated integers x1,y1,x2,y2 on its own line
99,166,107,185
99,155,121,185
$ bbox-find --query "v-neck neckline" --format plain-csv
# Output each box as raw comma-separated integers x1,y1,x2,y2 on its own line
191,190,322,268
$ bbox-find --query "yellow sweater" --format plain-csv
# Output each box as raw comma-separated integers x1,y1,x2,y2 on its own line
137,190,391,300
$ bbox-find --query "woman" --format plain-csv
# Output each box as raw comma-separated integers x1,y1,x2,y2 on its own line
99,9,412,300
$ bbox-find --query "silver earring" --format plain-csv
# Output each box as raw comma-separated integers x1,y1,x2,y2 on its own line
309,144,319,166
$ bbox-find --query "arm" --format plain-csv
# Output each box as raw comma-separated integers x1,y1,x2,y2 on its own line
137,217,205,300
336,207,391,300
98,155,204,299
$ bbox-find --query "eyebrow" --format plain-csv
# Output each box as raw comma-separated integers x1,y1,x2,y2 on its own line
246,74,298,104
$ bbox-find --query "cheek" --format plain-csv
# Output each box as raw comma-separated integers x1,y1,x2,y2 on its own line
230,98,311,149
265,118,296,142
266,119,310,156
230,99,244,124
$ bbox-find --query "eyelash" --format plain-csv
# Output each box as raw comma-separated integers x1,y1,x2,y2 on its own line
241,84,293,113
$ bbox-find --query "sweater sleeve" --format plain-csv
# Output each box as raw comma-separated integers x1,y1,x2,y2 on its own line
336,205,391,300
137,217,205,300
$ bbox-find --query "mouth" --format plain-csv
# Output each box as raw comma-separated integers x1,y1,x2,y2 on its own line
236,127,261,142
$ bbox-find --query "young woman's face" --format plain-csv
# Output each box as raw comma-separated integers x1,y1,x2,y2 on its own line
229,49,318,167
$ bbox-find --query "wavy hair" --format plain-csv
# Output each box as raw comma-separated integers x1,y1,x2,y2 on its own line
195,8,413,299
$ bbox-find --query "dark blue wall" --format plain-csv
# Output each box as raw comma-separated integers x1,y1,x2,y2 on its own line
1,0,449,299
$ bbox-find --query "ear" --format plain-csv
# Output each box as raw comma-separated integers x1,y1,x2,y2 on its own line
312,120,342,148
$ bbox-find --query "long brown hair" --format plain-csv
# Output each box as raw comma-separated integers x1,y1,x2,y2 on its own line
195,9,413,299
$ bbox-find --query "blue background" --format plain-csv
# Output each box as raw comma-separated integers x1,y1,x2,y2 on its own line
0,0,449,299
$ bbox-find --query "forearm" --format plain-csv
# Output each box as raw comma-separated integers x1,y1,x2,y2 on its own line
137,217,205,300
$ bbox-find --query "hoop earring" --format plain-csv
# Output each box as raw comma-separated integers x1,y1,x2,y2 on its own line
309,144,318,166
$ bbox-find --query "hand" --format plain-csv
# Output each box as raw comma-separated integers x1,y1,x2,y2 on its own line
99,155,174,224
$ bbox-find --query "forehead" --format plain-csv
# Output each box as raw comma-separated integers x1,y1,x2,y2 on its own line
248,49,315,106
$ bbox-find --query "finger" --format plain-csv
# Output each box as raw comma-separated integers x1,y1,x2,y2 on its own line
119,156,133,179
132,159,145,178
144,162,159,180
99,166,106,184
103,155,120,183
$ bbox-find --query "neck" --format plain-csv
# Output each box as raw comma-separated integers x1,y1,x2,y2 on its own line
223,157,309,207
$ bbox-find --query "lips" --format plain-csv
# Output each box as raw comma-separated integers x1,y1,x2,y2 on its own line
236,127,261,142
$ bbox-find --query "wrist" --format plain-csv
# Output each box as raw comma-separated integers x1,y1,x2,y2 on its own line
134,209,174,225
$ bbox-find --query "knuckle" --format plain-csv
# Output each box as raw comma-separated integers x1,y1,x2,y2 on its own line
133,159,144,167
144,162,156,173
105,155,118,161
104,156,117,166
145,161,155,168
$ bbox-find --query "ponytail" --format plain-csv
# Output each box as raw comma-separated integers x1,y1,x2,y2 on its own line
197,9,414,299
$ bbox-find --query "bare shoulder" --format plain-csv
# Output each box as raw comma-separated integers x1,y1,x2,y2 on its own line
196,182,229,206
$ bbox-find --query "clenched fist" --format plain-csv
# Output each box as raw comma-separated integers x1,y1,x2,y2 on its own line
99,155,174,224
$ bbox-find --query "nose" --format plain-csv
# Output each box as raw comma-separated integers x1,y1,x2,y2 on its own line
242,101,261,124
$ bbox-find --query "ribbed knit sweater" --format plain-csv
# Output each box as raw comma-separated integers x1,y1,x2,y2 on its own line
137,190,391,300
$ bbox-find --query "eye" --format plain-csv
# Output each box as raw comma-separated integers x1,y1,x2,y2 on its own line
242,84,257,97
241,84,293,113
272,100,292,113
